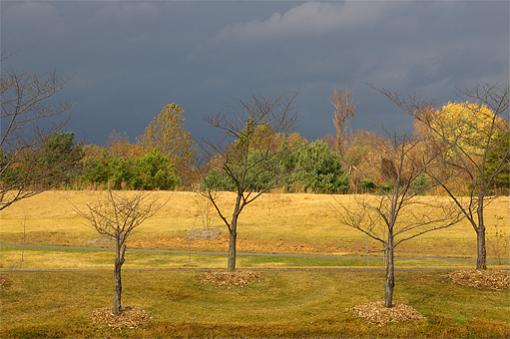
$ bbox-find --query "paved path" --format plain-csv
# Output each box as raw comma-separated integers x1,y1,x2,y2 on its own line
0,267,466,273
2,242,508,263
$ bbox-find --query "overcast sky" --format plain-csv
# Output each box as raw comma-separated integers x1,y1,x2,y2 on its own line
2,1,508,145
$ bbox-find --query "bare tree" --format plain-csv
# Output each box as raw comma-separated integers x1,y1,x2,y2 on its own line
331,89,355,155
0,69,68,210
377,84,509,270
336,135,463,307
77,190,160,315
202,95,296,272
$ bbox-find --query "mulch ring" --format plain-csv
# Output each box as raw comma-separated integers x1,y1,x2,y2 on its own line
91,306,151,329
185,228,224,241
448,269,510,290
351,301,424,326
0,276,12,290
198,270,261,288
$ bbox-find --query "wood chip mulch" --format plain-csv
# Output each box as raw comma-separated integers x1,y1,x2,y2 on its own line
0,276,12,290
198,271,261,288
448,269,510,290
91,306,151,329
351,301,424,326
185,228,224,240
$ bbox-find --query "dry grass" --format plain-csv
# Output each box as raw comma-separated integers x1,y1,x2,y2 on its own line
1,191,509,258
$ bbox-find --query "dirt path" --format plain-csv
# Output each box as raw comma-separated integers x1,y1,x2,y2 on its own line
2,242,508,263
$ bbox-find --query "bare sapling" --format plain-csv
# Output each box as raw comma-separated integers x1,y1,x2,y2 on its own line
336,135,463,307
331,89,355,155
202,95,296,272
77,190,161,315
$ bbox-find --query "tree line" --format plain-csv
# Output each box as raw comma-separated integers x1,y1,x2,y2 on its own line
2,93,507,196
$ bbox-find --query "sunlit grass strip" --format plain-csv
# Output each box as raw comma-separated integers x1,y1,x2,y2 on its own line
1,247,508,270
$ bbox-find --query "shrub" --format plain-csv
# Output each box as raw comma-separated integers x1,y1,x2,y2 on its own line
359,178,377,193
132,149,179,190
80,148,179,190
290,141,349,194
379,182,393,194
410,173,430,195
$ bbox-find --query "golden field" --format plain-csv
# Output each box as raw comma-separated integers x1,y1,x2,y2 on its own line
0,191,509,258
1,192,510,337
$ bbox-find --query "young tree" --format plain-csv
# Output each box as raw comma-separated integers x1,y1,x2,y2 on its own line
202,95,295,272
1,69,69,210
337,136,462,307
379,84,509,270
77,191,160,315
331,89,355,155
139,103,195,186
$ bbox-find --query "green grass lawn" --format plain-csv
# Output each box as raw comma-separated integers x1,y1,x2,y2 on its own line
2,246,507,270
1,270,508,338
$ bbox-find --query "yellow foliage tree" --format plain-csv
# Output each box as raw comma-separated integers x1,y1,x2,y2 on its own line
412,85,509,270
415,101,508,192
139,103,195,186
426,102,497,156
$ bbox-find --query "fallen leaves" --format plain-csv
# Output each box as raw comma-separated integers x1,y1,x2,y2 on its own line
91,306,151,329
448,269,510,290
198,271,261,288
352,301,424,326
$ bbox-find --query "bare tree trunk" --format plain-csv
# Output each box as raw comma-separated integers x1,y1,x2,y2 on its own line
476,193,487,270
476,228,487,270
227,228,237,272
113,260,122,315
336,132,343,156
227,194,242,272
113,243,125,315
227,211,239,272
384,235,395,308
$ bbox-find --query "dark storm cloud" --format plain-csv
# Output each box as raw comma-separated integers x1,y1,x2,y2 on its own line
1,1,508,144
